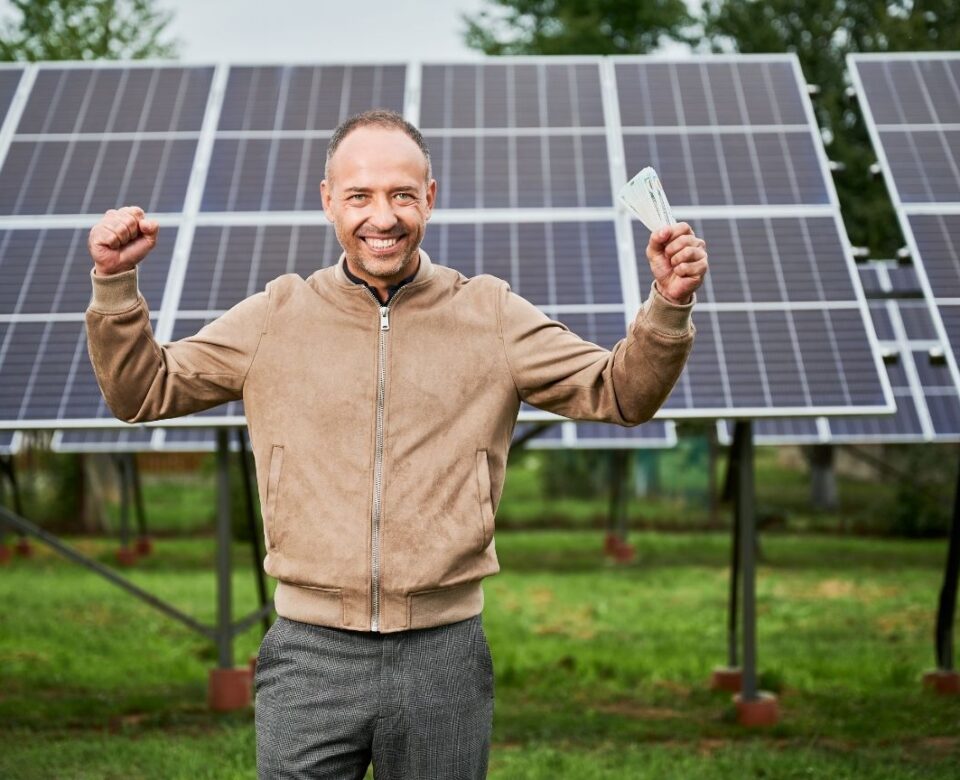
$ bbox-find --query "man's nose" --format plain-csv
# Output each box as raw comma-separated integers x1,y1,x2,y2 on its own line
368,196,398,231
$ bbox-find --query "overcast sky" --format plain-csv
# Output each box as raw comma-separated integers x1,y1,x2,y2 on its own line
161,0,487,63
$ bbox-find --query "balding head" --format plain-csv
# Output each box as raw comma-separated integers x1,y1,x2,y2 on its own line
325,109,431,183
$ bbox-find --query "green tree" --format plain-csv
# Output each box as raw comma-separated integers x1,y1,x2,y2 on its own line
463,0,695,55
701,0,960,256
0,0,178,61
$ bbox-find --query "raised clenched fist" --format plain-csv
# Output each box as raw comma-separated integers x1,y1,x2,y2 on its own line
88,206,159,276
645,222,708,306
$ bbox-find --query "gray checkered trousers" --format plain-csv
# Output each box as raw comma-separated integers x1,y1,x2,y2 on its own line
255,613,495,779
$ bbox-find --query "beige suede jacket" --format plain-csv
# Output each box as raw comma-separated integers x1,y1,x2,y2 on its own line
85,250,695,633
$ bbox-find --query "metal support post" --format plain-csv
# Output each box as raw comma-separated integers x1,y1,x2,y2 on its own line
215,428,233,669
935,450,960,672
736,420,757,700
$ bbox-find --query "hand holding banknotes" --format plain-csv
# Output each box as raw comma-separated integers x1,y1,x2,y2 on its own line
646,222,708,306
619,167,708,306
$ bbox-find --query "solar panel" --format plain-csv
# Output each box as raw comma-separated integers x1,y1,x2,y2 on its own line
0,67,24,125
0,55,894,440
614,55,890,418
719,261,960,445
847,52,960,439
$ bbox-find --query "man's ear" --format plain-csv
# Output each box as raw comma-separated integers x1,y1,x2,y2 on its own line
320,179,335,223
424,178,437,220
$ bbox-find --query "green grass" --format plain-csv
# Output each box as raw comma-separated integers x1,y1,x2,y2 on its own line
1,530,958,778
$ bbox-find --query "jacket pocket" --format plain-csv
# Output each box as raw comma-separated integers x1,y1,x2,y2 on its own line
264,444,285,550
474,449,495,551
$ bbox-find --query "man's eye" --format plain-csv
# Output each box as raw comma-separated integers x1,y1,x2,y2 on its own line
349,194,366,202
395,193,414,201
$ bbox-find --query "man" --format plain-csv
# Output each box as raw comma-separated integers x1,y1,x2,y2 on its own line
86,109,707,779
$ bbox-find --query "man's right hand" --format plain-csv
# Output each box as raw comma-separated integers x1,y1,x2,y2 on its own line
88,206,159,276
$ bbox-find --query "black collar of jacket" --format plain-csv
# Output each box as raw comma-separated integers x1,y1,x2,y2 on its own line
341,255,420,305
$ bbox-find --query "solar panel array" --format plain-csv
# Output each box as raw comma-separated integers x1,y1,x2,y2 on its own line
718,262,960,445
846,53,960,440
0,56,893,452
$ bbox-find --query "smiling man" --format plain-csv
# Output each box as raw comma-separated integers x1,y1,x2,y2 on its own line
85,109,707,779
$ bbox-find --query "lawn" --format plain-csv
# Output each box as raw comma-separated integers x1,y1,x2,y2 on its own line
1,530,957,778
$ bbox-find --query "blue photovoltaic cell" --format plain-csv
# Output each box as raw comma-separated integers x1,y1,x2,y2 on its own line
0,69,22,124
573,421,674,447
54,428,155,452
887,264,923,295
427,134,612,209
853,59,960,126
941,305,960,366
420,63,605,129
180,225,338,311
660,309,886,413
857,265,884,297
202,137,326,212
217,65,406,132
868,302,895,341
633,217,855,304
879,130,960,203
18,67,214,134
897,301,938,342
909,214,960,299
0,139,197,215
422,222,622,307
718,418,822,445
0,227,176,314
616,60,808,127
0,320,131,423
622,131,828,206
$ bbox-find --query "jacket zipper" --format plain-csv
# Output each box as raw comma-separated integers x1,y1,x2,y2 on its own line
365,284,409,632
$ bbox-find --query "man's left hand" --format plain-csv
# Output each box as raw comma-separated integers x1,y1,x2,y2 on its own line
646,222,708,305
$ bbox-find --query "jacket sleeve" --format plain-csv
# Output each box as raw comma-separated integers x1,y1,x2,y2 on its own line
84,266,270,424
497,281,695,425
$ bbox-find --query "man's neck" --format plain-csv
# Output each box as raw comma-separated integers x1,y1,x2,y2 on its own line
343,255,420,304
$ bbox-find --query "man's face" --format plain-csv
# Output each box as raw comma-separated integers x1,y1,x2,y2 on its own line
321,126,436,284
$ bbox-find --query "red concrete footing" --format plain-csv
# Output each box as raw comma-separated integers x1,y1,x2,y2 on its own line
14,538,32,557
613,538,637,563
115,546,138,566
208,667,252,712
923,670,960,695
734,691,780,726
710,666,742,692
602,533,620,555
135,536,153,556
0,543,11,564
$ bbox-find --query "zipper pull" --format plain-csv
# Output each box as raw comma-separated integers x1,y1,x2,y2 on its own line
380,306,390,331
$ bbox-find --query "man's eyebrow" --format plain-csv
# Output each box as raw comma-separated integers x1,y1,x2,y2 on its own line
344,186,372,194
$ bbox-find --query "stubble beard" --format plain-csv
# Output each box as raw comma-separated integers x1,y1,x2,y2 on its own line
347,236,421,280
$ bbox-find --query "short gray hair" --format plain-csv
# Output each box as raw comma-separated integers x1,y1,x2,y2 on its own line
324,109,432,180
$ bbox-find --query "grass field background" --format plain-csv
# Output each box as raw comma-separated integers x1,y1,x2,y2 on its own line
1,527,958,778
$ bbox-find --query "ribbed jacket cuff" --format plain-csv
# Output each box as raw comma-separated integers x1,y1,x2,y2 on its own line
88,266,140,313
641,281,695,337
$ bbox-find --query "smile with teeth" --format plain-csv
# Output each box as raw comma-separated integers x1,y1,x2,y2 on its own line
365,237,399,249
